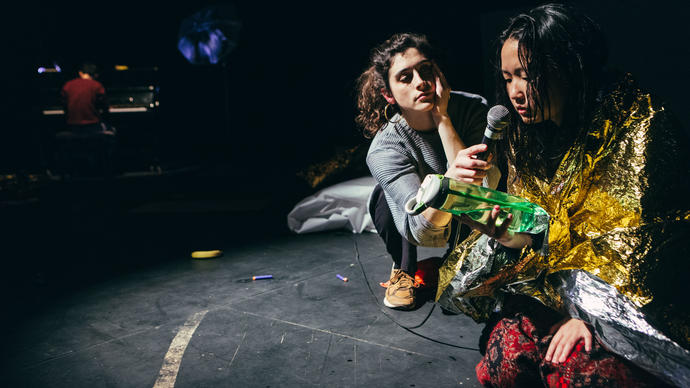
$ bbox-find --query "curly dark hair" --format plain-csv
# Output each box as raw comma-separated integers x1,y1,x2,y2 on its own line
355,33,435,138
495,3,608,179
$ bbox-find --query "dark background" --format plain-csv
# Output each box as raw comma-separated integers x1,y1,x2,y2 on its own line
2,1,688,309
7,0,688,175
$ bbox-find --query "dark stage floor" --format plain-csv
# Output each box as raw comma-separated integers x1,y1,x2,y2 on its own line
1,172,485,388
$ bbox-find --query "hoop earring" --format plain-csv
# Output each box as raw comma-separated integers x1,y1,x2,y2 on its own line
384,103,400,123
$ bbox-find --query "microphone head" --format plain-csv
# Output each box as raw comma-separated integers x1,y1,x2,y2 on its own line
487,105,510,132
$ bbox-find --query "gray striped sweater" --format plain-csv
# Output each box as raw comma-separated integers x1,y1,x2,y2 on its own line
366,91,488,247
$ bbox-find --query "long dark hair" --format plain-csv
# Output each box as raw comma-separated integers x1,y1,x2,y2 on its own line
496,3,608,179
356,33,435,138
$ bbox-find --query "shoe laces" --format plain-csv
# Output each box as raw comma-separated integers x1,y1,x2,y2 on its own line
381,270,424,288
392,271,418,288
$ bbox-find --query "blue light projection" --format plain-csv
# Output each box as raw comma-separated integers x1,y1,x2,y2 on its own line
177,5,241,65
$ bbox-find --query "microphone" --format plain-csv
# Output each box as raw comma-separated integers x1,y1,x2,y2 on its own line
477,105,510,161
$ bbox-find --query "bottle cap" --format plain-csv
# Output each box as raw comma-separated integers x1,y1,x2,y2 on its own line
405,174,442,215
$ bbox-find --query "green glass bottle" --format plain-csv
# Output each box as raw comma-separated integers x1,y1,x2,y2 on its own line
404,174,548,234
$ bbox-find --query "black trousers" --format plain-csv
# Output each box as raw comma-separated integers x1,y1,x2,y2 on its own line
54,123,116,176
369,184,465,276
369,184,418,275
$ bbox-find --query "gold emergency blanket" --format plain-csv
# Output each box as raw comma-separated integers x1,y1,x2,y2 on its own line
436,74,690,385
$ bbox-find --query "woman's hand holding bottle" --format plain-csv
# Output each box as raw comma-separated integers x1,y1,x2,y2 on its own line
460,205,533,249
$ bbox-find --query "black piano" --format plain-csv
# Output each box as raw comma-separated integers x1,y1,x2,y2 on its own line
42,85,159,115
36,65,162,172
38,65,160,116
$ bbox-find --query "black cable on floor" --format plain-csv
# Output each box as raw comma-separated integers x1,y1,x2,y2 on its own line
351,235,479,351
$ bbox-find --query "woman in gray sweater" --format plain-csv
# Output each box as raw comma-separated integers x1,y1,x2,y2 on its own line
356,33,493,309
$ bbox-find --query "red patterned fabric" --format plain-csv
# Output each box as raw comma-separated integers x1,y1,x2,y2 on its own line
475,312,668,387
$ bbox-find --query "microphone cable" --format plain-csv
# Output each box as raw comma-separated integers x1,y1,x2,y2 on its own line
350,234,479,352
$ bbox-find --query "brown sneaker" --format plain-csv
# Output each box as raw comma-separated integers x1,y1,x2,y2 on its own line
384,269,418,310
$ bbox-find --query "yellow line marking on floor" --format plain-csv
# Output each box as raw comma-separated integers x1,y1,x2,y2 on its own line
153,310,208,388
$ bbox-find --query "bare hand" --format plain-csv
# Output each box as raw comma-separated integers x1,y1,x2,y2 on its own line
545,318,593,364
461,205,533,249
445,144,492,185
431,62,451,125
459,204,512,241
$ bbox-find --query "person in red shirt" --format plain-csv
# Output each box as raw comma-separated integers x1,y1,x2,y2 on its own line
60,62,109,133
55,62,115,176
